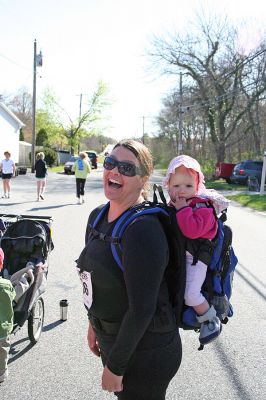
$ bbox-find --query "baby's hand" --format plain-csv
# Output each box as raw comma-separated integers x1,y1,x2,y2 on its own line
171,196,188,210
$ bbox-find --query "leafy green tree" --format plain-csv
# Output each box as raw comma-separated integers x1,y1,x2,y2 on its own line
36,88,68,148
36,128,48,146
62,80,111,154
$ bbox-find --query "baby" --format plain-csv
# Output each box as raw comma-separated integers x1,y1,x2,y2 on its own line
163,155,230,346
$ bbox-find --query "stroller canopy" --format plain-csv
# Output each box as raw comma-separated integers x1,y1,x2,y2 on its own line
1,219,51,275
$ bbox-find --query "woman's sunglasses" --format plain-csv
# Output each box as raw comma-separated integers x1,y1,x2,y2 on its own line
103,156,142,177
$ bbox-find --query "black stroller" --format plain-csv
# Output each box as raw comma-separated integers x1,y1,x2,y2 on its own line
0,214,54,344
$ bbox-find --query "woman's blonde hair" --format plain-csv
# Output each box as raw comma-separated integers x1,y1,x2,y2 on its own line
36,152,45,160
79,152,87,159
113,139,153,200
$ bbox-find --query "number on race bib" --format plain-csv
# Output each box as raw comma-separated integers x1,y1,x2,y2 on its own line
76,267,93,309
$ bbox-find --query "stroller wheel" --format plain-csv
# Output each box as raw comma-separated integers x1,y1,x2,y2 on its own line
28,297,44,344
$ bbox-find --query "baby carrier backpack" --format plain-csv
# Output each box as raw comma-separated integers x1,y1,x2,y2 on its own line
87,185,238,342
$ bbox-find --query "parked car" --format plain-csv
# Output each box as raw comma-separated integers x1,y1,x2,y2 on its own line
64,156,79,174
17,166,27,175
214,162,236,183
85,150,98,169
230,160,264,185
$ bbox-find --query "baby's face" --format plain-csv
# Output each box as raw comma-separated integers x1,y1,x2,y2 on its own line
168,166,198,202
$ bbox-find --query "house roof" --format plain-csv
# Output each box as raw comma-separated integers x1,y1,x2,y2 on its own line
0,102,25,127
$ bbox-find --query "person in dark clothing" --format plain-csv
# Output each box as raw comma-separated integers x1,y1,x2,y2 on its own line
34,152,47,201
77,140,182,400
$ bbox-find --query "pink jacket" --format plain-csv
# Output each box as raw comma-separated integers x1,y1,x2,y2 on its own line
176,197,217,240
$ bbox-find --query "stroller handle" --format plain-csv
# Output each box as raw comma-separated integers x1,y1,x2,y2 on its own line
0,214,53,221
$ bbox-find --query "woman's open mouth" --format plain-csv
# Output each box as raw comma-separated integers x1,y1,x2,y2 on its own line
108,178,122,189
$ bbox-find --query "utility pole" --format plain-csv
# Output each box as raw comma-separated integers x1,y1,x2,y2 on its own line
31,39,42,172
78,93,83,153
79,93,83,121
31,40,37,173
260,150,266,195
178,72,183,155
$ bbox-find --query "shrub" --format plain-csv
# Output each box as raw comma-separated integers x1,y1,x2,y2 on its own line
42,148,58,167
29,148,58,167
200,159,216,180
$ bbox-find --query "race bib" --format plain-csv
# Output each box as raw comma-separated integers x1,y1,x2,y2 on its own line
76,267,92,309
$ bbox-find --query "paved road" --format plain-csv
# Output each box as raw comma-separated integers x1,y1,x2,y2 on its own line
0,169,265,400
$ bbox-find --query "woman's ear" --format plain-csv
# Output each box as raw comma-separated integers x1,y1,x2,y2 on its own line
140,175,149,186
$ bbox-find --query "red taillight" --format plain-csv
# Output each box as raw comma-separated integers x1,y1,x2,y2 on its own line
239,169,245,175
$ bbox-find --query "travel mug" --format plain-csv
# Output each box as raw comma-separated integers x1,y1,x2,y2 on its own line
60,299,69,321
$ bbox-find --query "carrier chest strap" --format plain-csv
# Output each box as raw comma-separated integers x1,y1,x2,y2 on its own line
87,225,121,245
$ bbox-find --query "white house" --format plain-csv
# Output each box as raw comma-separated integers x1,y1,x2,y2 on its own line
0,102,25,163
19,141,32,166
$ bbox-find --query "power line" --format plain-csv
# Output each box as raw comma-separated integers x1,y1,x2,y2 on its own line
176,79,266,115
222,47,266,79
0,53,30,71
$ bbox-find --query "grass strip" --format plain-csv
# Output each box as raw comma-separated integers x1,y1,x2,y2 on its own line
226,194,266,212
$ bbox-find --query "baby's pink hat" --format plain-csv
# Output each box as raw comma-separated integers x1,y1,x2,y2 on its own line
163,154,206,194
0,248,4,263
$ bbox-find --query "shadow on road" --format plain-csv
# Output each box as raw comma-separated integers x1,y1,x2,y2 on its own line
8,320,65,364
0,201,36,207
28,203,77,211
42,319,65,332
9,340,34,364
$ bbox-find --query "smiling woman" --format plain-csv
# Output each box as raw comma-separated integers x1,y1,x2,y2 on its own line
76,139,182,400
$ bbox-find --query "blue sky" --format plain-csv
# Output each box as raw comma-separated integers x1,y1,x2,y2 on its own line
0,0,265,141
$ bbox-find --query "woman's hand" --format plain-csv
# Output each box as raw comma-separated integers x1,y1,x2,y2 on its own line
102,366,123,393
87,324,101,357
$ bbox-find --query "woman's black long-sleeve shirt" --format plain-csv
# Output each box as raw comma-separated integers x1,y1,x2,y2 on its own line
35,159,47,178
79,205,176,375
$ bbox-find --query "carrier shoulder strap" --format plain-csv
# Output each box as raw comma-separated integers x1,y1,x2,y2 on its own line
110,203,169,271
153,184,167,205
89,201,170,271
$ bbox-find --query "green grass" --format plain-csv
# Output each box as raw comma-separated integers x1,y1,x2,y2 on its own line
48,165,65,173
226,193,266,212
205,180,246,191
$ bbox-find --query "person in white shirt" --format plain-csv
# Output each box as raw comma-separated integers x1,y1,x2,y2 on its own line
0,151,16,199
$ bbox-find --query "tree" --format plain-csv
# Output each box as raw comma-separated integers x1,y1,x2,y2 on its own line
19,129,24,141
149,14,266,162
4,87,33,142
36,128,48,146
62,80,111,154
36,88,68,148
7,87,32,121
